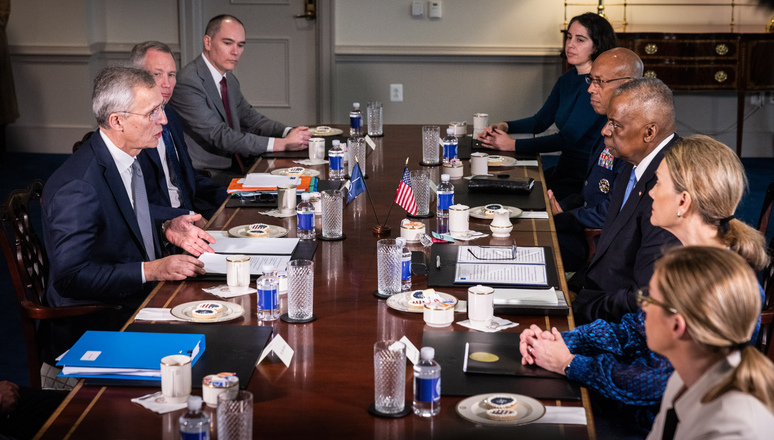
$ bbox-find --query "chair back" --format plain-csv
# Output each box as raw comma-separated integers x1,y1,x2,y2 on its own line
759,181,774,237
757,236,774,362
72,131,94,153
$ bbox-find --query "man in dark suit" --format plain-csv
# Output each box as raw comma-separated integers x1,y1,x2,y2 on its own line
170,14,310,182
42,66,214,351
548,48,643,271
570,77,681,325
129,41,227,221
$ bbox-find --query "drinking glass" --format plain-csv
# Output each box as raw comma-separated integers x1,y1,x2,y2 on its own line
287,259,314,320
348,137,366,178
321,190,343,238
422,126,440,165
367,101,383,136
376,239,402,296
217,390,253,440
373,340,406,414
409,169,430,216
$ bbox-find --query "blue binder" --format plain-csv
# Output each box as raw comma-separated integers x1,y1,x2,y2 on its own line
56,331,205,381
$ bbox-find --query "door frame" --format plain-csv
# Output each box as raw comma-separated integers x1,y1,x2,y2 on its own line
177,0,334,124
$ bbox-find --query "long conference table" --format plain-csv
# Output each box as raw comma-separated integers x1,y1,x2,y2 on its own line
35,125,595,439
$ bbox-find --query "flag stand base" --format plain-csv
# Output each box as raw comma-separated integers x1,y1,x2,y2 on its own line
372,225,391,237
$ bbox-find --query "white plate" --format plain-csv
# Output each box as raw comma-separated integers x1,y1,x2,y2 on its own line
386,290,458,314
456,393,546,426
487,156,518,167
310,127,343,136
469,205,523,219
271,168,321,177
170,300,245,323
228,224,288,238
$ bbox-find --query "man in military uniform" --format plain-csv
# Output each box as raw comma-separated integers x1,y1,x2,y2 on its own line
548,48,643,271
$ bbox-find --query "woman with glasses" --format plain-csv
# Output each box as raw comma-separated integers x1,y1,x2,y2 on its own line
644,247,774,439
519,135,769,434
477,12,616,200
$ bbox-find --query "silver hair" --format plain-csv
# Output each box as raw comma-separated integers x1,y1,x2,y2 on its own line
92,65,156,129
612,77,675,125
128,41,173,69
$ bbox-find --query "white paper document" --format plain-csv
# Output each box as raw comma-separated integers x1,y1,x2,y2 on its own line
457,246,546,264
199,253,292,275
242,173,301,188
493,287,559,305
455,263,548,286
206,234,299,255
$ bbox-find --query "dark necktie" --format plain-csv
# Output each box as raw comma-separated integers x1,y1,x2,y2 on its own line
220,76,246,174
131,160,156,260
661,407,679,440
620,168,637,212
161,126,193,211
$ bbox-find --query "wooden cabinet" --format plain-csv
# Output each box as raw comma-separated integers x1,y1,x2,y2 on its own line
617,25,774,155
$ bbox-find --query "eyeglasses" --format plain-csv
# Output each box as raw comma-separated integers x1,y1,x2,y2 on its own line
636,287,678,314
120,103,165,122
585,76,632,87
466,245,517,261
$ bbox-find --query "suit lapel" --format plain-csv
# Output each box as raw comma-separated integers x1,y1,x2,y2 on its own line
196,55,229,125
143,147,172,206
89,134,153,260
166,108,196,195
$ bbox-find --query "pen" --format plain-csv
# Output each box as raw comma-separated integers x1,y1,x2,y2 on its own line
436,256,441,269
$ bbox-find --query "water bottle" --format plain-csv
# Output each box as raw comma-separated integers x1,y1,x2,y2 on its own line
329,139,345,180
442,127,458,164
413,346,441,417
437,174,454,219
257,265,280,321
296,193,315,240
396,237,411,291
179,396,210,440
349,102,363,137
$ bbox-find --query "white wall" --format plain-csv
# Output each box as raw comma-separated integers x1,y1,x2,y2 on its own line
5,0,774,156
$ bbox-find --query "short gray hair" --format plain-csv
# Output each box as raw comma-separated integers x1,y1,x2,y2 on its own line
128,41,173,69
92,65,156,129
613,77,675,127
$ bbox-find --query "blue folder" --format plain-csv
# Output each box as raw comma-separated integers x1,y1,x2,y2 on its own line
56,331,205,381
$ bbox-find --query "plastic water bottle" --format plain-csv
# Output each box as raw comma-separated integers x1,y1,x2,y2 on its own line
179,396,210,439
349,102,363,137
329,139,345,180
413,346,441,417
437,174,454,219
442,127,458,164
396,237,411,291
296,193,315,240
257,265,280,321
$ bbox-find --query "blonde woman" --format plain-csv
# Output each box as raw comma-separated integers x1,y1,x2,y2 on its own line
520,135,768,431
645,246,774,439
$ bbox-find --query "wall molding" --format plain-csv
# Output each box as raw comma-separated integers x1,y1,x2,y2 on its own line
335,46,560,65
336,44,560,57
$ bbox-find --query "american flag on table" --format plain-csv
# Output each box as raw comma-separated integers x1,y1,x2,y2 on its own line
395,165,417,215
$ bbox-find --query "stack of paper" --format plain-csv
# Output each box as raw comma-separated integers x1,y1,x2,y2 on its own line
227,174,314,193
56,331,205,380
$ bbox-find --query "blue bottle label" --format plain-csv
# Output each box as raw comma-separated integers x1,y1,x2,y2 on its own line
350,116,361,130
258,287,278,310
438,193,454,210
180,432,208,440
415,376,441,402
443,143,457,160
402,259,411,280
330,155,343,171
297,212,313,231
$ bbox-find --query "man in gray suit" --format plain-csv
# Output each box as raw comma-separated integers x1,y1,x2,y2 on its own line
170,14,310,182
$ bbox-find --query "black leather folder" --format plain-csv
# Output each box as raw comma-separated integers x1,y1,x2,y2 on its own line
427,244,560,289
454,180,546,211
422,330,581,400
85,324,272,389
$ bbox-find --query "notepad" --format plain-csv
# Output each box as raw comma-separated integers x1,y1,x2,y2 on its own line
453,246,549,286
56,331,205,380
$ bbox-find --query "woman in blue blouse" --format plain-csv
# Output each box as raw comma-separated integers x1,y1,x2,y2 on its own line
477,12,616,200
519,135,769,433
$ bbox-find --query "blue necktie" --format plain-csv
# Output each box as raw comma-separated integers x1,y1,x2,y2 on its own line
620,168,637,212
131,160,156,260
161,126,193,211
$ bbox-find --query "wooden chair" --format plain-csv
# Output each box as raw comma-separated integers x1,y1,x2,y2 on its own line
584,228,602,263
756,237,774,362
759,181,774,237
1,180,120,388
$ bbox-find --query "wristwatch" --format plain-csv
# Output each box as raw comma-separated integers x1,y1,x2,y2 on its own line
563,362,572,376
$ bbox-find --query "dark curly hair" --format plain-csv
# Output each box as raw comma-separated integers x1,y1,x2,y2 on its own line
560,12,617,62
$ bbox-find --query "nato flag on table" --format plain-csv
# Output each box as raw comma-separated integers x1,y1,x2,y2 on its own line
346,161,366,204
395,165,417,215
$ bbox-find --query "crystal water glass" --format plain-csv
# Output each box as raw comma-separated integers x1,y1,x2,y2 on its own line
373,340,406,414
287,259,314,320
376,239,402,295
422,126,440,165
409,169,430,216
321,190,343,238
